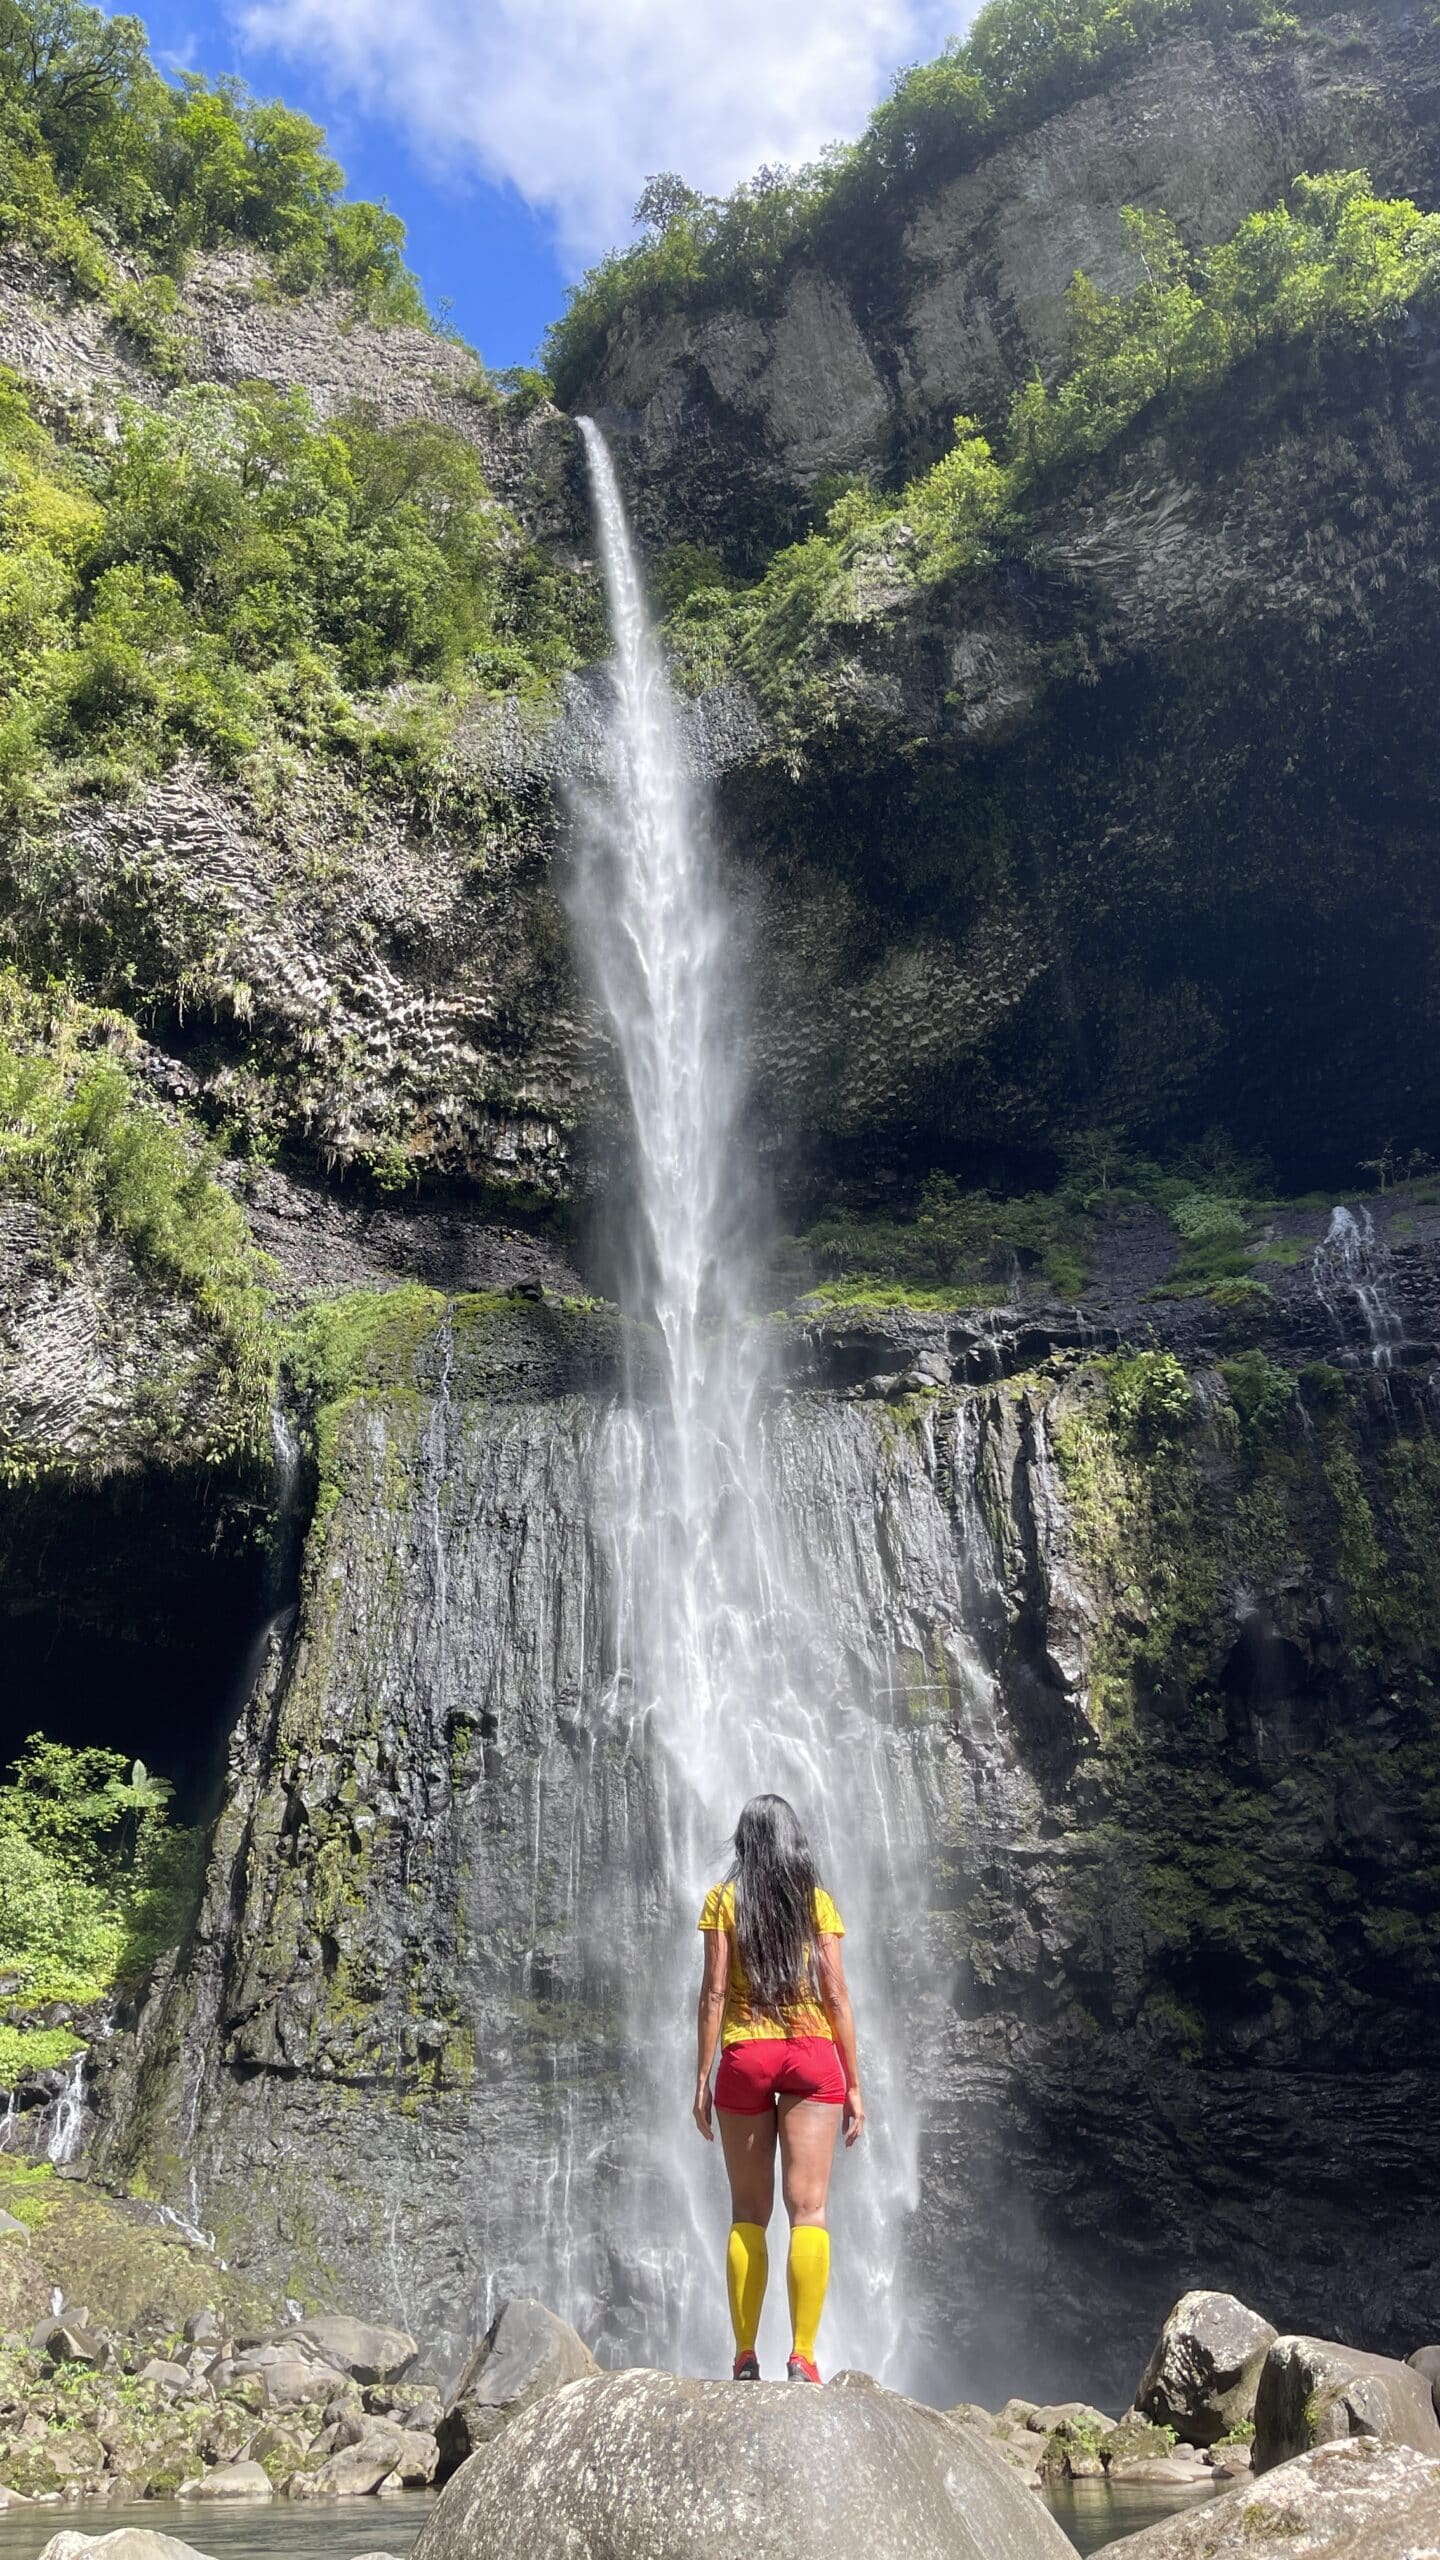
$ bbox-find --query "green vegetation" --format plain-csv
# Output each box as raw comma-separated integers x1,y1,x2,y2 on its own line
663,174,1440,729
1105,1349,1194,1445
1219,1349,1295,1435
0,1736,203,2081
284,1281,446,1410
283,1283,445,1544
0,0,426,322
545,0,1305,399
787,1131,1322,1306
0,369,590,818
798,1167,1093,1302
0,968,274,1462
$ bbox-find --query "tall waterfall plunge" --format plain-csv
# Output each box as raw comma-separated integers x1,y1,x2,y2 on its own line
566,422,929,2381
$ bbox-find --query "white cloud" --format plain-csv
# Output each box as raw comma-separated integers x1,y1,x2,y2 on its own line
230,0,968,267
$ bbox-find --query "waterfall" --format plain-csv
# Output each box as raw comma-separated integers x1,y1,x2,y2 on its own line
1312,1204,1404,1369
567,423,927,2384
44,2049,87,2165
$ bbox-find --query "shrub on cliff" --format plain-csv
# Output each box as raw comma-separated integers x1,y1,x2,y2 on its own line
0,1735,203,2079
0,370,581,808
0,968,275,1455
0,0,426,321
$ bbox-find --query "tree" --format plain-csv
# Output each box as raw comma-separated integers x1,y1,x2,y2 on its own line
633,171,706,237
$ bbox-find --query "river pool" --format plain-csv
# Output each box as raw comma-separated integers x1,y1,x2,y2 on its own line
0,2477,1222,2557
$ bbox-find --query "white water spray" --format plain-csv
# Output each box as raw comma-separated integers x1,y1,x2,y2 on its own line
569,423,923,2382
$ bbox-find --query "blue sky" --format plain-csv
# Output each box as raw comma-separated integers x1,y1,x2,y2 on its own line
132,1,968,369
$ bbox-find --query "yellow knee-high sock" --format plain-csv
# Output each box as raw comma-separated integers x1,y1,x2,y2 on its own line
726,2221,769,2355
787,2223,830,2363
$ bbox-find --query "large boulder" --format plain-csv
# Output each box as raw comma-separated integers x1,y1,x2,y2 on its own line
1137,2293,1278,2445
413,2367,1074,2560
277,2315,418,2383
436,2296,596,2479
1101,2435,1440,2555
1253,2334,1440,2471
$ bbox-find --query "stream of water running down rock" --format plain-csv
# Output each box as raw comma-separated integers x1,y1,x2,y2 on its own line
567,422,925,2384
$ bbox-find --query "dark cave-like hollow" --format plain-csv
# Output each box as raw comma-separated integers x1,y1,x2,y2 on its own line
0,1468,298,1822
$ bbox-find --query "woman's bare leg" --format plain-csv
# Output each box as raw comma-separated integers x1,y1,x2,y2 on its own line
718,2104,777,2223
777,2095,841,2224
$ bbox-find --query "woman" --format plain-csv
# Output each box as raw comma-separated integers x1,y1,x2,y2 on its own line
693,1793,865,2383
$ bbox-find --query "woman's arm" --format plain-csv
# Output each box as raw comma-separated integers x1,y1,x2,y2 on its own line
693,1929,730,2140
816,1934,866,2147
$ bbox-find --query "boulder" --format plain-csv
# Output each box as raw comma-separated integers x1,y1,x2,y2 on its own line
136,2359,196,2396
1253,2334,1440,2470
1099,2434,1440,2555
1137,2293,1278,2446
436,2296,596,2479
1107,2451,1213,2485
1408,2344,1440,2416
392,2427,439,2485
226,2346,348,2407
30,2318,106,2366
183,2310,222,2347
37,2540,219,2559
1024,2400,1113,2435
411,2367,1075,2560
176,2460,274,2501
289,2425,404,2497
280,2315,418,2383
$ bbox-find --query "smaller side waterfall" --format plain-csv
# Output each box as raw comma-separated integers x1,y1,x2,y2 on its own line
1312,1205,1404,1368
44,2050,87,2164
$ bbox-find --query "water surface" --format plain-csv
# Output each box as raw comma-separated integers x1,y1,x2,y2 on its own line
1046,2474,1223,2552
0,2478,1221,2556
0,2493,434,2558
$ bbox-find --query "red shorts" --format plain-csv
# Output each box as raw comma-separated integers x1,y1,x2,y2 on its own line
714,2036,846,2113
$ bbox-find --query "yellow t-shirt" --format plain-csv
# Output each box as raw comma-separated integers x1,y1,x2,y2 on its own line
698,1879,844,2046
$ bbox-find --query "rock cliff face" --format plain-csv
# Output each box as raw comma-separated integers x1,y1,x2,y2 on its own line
576,0,1440,550
90,1250,1440,2405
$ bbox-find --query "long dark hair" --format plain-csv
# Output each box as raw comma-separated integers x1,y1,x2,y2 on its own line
728,1795,823,2022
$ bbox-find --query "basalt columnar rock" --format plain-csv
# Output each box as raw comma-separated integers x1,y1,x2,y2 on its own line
412,2368,1075,2560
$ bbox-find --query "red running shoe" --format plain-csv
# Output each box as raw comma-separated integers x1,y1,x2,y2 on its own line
732,2350,761,2381
786,2354,821,2384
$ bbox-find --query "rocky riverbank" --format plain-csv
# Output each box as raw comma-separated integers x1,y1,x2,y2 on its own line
5,2268,1440,2554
